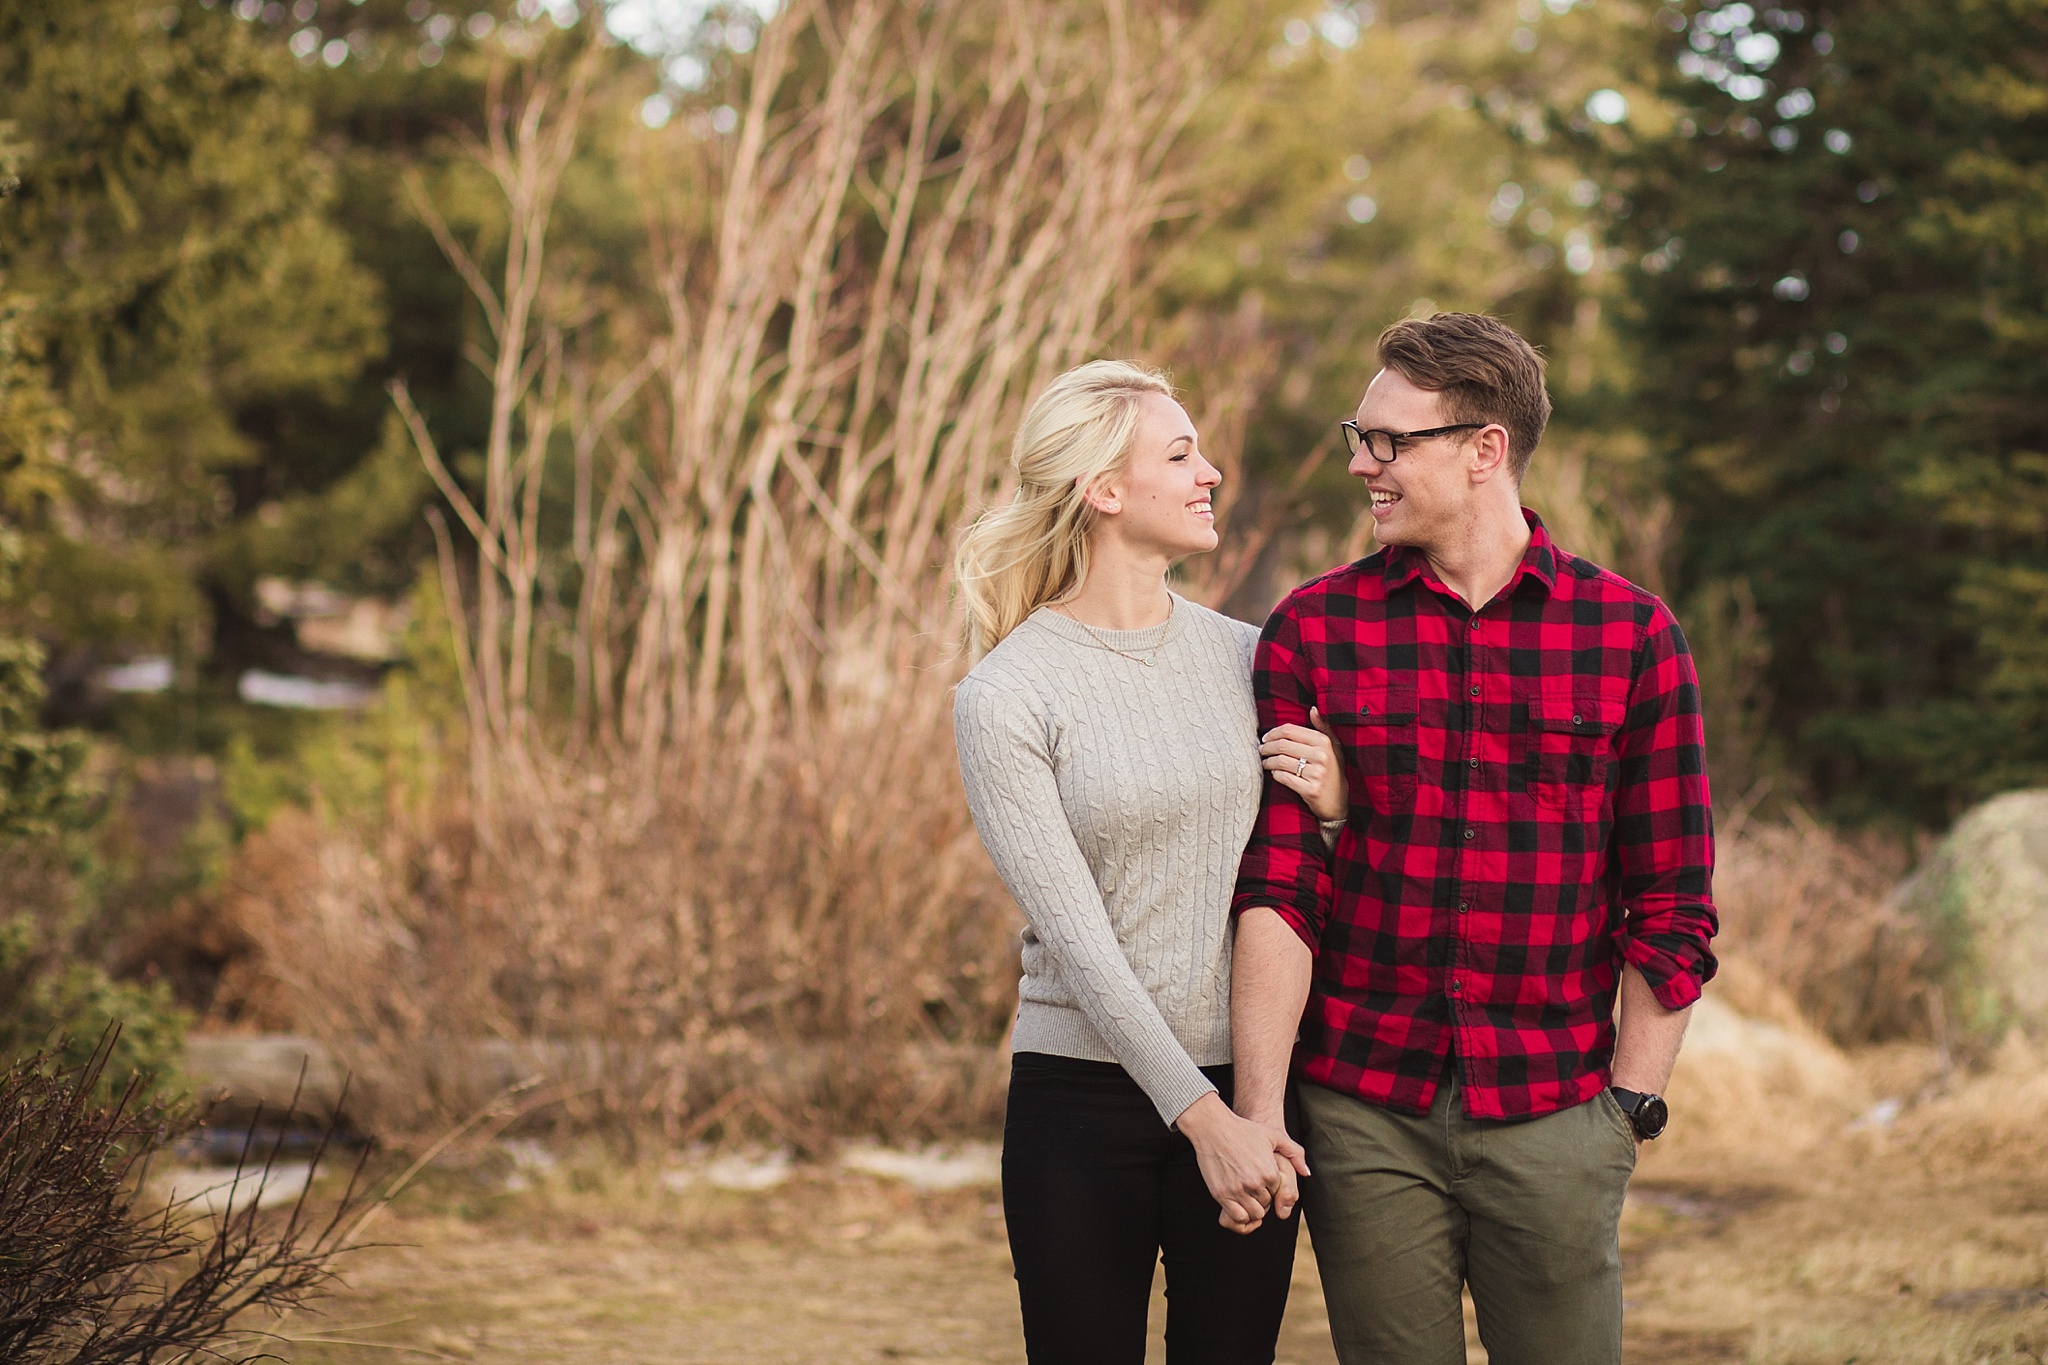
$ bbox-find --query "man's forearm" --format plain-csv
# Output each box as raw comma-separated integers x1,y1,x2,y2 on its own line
1231,908,1314,1125
1611,963,1692,1093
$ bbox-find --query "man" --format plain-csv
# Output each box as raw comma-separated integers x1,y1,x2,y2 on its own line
1230,312,1717,1364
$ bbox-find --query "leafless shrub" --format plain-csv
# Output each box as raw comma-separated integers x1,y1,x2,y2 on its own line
0,1031,365,1364
226,732,1018,1145
1712,812,1936,1045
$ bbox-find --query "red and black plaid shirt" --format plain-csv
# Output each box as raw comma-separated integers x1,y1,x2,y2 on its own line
1232,511,1717,1121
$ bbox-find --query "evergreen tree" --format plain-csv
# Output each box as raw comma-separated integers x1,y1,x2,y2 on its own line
0,0,383,704
1583,0,2048,822
0,538,183,1093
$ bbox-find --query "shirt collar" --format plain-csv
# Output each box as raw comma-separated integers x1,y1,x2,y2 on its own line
1381,507,1559,602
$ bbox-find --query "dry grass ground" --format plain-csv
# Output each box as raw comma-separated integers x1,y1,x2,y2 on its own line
267,1040,2048,1365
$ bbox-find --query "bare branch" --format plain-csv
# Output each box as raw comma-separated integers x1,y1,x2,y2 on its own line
389,379,503,576
402,169,507,342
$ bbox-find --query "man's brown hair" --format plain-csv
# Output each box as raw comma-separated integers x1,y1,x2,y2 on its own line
1376,313,1552,481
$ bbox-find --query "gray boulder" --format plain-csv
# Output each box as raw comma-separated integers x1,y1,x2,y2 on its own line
1893,789,2048,1039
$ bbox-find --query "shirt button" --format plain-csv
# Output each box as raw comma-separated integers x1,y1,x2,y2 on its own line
1450,979,1463,995
1458,900,1470,912
1468,757,1478,768
1469,685,1480,696
1572,713,1584,726
1463,829,1474,840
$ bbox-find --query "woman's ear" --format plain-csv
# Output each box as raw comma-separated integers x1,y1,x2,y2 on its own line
1078,474,1122,516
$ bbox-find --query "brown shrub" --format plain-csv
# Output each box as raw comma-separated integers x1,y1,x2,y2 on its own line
223,679,1019,1146
1711,812,1937,1046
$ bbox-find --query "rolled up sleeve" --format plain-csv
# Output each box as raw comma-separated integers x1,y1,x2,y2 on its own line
1610,603,1719,1009
1231,601,1334,951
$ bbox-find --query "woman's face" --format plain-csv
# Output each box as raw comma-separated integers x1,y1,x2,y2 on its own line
1089,392,1222,559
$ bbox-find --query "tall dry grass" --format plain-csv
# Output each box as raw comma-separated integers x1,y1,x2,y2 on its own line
230,0,1273,1144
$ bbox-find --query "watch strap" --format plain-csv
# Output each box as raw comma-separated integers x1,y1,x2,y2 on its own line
1609,1086,1668,1139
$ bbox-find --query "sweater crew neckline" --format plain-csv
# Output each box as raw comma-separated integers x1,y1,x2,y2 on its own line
1027,593,1186,653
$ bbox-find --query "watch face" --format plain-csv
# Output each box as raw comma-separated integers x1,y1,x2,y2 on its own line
1637,1095,1670,1139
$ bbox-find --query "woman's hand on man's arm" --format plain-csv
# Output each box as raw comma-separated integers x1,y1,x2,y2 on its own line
1260,707,1348,823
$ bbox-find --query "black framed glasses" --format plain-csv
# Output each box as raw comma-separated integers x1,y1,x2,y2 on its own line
1340,421,1487,463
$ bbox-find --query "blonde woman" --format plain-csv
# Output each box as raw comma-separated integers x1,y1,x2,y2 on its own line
954,361,1347,1364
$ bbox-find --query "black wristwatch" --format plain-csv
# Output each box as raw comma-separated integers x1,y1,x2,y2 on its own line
1609,1087,1669,1141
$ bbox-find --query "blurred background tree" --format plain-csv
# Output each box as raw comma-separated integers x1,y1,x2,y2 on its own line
1581,0,2048,825
1156,0,1654,609
0,0,383,710
0,107,183,1094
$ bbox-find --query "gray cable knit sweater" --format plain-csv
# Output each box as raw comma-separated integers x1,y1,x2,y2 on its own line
953,595,1263,1125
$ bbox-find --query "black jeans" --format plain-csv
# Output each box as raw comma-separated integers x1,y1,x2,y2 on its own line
1002,1053,1301,1365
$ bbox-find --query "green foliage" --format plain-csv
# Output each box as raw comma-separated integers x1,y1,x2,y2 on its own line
0,528,88,841
0,296,66,518
0,0,387,662
0,472,185,1094
0,631,87,841
217,698,413,837
0,564,184,1098
1583,0,2048,823
0,915,186,1103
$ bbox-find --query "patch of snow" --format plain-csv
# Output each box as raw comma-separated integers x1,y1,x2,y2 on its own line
499,1137,557,1190
500,1137,557,1170
839,1142,1001,1190
662,1149,792,1192
156,1162,313,1215
238,670,375,710
100,657,174,693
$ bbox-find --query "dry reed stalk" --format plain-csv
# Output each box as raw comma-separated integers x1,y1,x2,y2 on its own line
236,0,1259,1143
391,48,605,821
606,0,1224,767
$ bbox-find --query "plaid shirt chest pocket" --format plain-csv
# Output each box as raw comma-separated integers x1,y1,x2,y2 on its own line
1327,683,1420,814
1516,690,1625,811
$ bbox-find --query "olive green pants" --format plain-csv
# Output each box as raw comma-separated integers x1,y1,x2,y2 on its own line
1298,1078,1637,1365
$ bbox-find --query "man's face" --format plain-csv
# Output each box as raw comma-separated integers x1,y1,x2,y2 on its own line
1349,368,1485,552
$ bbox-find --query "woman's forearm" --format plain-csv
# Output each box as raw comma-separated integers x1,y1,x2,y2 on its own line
1230,907,1313,1127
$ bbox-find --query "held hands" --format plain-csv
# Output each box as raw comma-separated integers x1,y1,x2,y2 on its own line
1174,1093,1310,1236
1261,707,1348,823
1217,1132,1304,1236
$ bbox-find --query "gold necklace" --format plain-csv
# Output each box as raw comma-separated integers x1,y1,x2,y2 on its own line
1059,596,1178,667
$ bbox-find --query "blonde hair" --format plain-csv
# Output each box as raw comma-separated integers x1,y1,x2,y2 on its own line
955,360,1174,656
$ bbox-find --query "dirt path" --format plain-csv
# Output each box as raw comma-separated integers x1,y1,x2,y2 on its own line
275,1127,2048,1365
283,1165,1342,1365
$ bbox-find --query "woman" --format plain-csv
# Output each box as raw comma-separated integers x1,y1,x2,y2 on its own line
954,360,1348,1364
